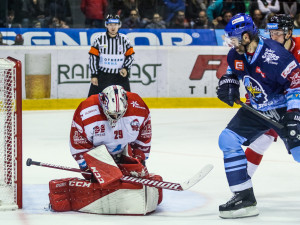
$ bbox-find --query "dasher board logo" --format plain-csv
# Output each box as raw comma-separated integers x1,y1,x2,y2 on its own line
234,60,244,71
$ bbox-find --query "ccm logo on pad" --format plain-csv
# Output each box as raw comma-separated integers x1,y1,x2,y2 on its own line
234,60,244,71
91,167,105,184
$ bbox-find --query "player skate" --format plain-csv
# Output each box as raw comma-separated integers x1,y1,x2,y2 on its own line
219,188,259,219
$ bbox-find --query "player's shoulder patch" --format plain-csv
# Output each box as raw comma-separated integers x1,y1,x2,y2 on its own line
79,95,101,120
127,92,148,112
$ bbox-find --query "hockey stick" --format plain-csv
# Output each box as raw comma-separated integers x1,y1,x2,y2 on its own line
235,100,284,129
26,158,213,191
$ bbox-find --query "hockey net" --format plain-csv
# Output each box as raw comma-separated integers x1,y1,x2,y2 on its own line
0,57,22,210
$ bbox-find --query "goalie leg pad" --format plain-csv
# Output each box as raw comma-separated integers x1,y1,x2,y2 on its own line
77,186,159,215
49,178,73,212
49,177,161,215
149,174,163,205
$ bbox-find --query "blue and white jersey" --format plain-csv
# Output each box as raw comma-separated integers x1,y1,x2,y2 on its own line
227,37,300,111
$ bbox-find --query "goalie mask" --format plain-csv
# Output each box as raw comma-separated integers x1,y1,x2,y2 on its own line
100,85,128,128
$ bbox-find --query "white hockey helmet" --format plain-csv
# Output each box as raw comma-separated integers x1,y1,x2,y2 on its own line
100,85,128,127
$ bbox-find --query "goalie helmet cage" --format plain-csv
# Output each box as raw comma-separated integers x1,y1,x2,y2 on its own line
0,57,22,210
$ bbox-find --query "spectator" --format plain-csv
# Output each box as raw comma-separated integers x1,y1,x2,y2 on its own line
12,34,24,45
108,0,138,20
206,0,245,22
48,16,61,28
44,0,72,26
192,10,214,28
32,20,42,28
122,9,143,28
214,10,233,29
168,10,190,28
163,0,185,23
4,10,21,28
60,20,70,28
145,13,166,28
0,33,8,45
257,0,280,18
245,0,260,16
23,0,45,27
279,0,300,18
138,0,166,26
186,0,207,21
8,0,26,24
252,8,266,28
81,0,108,28
294,13,300,28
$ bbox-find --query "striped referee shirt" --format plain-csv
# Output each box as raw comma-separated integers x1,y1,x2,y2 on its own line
89,32,135,77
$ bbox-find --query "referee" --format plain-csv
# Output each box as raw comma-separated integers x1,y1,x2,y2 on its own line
88,14,135,96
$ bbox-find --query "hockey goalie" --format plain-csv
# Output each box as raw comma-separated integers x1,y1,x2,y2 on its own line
48,85,163,215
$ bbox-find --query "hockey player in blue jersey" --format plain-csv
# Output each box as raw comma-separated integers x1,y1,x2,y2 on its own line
217,13,300,219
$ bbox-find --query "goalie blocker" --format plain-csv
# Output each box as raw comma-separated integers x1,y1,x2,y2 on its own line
49,145,163,215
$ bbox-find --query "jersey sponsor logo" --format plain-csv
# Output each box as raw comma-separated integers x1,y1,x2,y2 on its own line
290,71,300,87
130,101,146,109
69,180,92,188
141,124,151,138
234,60,244,71
112,144,122,153
130,119,140,131
286,92,300,101
255,66,265,78
232,17,244,25
266,23,278,29
262,49,279,65
72,121,83,133
80,105,100,121
262,109,281,121
281,60,297,78
90,167,105,184
94,125,105,136
73,131,88,145
243,75,268,105
99,54,124,69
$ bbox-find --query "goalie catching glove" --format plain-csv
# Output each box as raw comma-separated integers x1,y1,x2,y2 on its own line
217,74,240,107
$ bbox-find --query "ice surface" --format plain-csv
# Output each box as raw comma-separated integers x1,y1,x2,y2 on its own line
1,108,300,225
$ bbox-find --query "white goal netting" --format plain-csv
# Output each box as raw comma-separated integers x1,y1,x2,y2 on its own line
0,58,18,210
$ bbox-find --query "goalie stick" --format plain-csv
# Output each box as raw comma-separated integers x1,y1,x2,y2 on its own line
26,158,213,191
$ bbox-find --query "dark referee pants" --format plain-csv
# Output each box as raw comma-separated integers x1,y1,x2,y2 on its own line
88,72,131,97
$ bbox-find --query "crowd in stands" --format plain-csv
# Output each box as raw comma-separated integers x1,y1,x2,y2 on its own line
1,0,300,30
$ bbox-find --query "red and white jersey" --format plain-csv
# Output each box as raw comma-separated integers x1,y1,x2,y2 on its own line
70,92,151,168
290,37,300,63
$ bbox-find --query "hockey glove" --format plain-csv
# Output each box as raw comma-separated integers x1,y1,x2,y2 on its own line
80,166,96,182
282,110,300,140
217,74,240,107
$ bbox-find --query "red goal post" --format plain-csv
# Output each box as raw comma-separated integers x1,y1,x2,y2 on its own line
0,57,22,210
